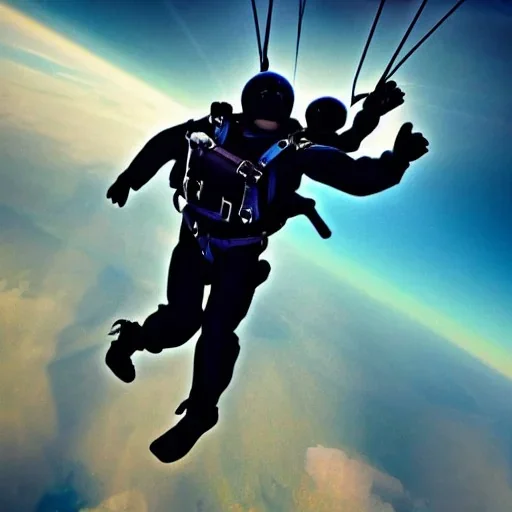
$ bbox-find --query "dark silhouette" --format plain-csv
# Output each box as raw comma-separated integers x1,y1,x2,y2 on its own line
105,71,428,463
304,81,405,151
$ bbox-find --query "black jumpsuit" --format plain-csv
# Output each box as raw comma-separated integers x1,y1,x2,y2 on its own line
118,113,410,412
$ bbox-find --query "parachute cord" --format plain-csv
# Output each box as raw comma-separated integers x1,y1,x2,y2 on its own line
351,0,468,106
261,0,274,71
377,0,428,88
293,0,308,85
250,0,264,66
250,0,274,72
350,0,387,106
384,0,467,81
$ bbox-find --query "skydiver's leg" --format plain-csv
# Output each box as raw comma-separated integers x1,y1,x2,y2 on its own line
105,221,208,383
142,230,270,354
141,222,209,353
149,242,265,463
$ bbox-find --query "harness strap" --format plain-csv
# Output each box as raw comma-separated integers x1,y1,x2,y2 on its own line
258,139,291,167
258,138,293,204
177,125,330,259
214,119,230,145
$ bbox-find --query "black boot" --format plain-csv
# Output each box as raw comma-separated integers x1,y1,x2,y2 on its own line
105,319,144,383
149,325,240,462
149,401,219,463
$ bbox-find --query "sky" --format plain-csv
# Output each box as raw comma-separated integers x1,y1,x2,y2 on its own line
3,0,511,374
0,1,512,510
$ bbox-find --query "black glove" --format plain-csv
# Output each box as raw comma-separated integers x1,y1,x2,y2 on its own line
363,80,405,117
210,101,233,121
393,122,429,163
106,171,131,207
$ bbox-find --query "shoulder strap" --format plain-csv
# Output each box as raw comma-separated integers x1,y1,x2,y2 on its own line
257,138,294,205
214,118,231,145
258,138,292,167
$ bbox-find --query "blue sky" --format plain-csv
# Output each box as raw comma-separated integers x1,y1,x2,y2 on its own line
3,0,511,363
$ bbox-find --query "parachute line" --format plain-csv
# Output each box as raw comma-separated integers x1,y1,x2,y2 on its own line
250,0,264,65
378,0,429,87
385,0,468,81
351,0,468,106
250,0,274,72
351,0,386,107
293,0,308,84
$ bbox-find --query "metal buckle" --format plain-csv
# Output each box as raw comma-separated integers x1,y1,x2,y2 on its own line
173,190,187,213
183,176,190,201
240,208,253,224
260,138,291,166
209,115,223,128
237,161,262,184
220,197,232,222
184,176,203,201
290,131,313,150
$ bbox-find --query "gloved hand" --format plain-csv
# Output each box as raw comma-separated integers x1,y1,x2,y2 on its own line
210,101,233,121
189,132,215,150
363,80,405,117
393,122,429,162
106,172,131,207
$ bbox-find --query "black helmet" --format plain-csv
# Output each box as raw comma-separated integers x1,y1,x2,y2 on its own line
241,72,295,123
305,96,347,132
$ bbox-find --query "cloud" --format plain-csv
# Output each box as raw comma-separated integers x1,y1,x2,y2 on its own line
0,3,186,110
0,187,185,512
0,57,169,169
0,4,185,296
0,224,173,511
70,348,195,509
0,3,191,172
0,244,98,443
298,445,414,512
0,269,86,510
0,202,144,510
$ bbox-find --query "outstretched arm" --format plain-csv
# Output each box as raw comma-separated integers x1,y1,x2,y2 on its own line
122,117,209,191
107,102,233,207
336,81,405,153
335,109,380,153
300,122,429,196
302,82,405,153
302,108,378,153
107,116,211,207
116,101,233,193
301,145,409,196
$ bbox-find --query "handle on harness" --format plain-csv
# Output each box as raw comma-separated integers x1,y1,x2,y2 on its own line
288,193,332,239
304,205,332,239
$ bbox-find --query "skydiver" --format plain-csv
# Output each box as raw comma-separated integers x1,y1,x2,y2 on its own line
303,80,405,151
105,71,429,464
